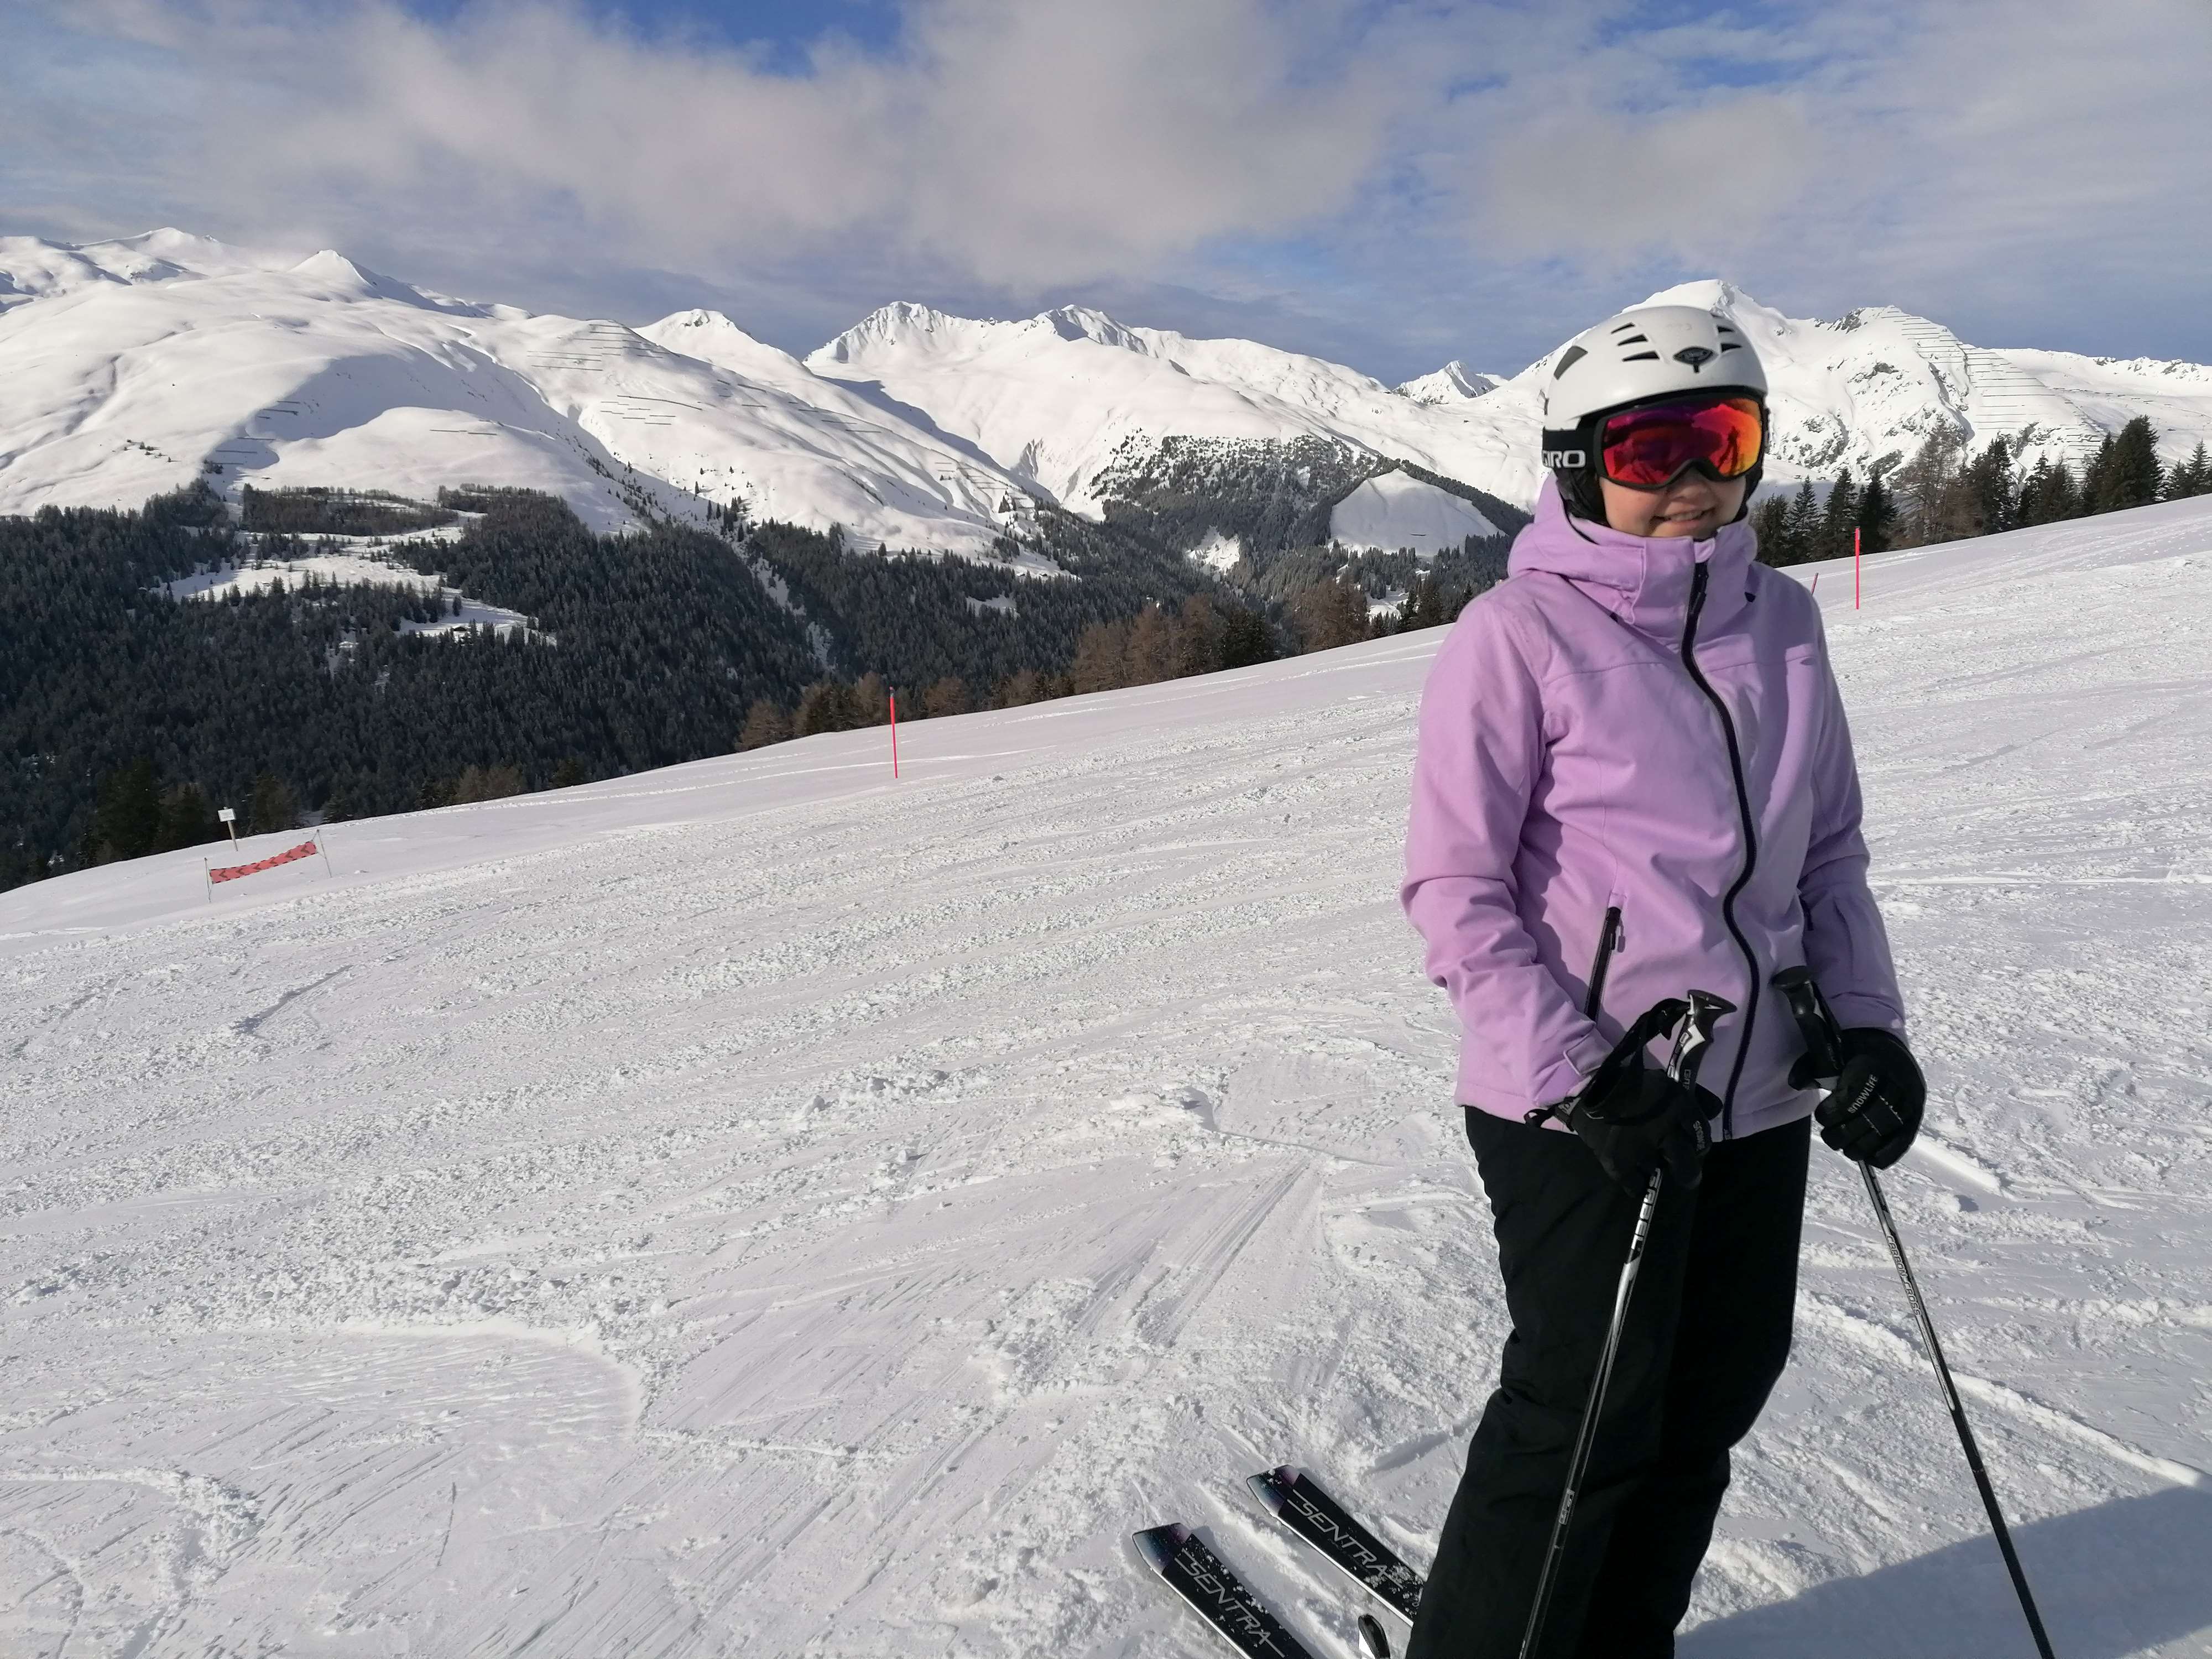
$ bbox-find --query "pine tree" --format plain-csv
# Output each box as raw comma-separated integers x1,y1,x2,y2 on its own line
2015,455,2056,526
2163,441,2210,500
2080,433,2117,515
2041,456,2081,521
1819,472,1860,564
795,680,865,735
2097,416,2163,510
452,764,524,802
1783,481,1820,561
155,781,218,851
247,771,299,834
1855,473,1897,555
1750,494,1796,566
93,758,162,862
0,844,39,893
1218,607,1274,670
1965,436,2017,536
1396,573,1444,632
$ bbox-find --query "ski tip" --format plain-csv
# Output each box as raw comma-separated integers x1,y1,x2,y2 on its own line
1245,1470,1288,1512
1357,1611,1391,1659
1132,1524,1188,1573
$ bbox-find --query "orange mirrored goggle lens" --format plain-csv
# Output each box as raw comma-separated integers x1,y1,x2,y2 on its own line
1598,396,1764,487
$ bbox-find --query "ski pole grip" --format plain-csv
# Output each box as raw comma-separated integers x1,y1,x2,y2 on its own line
1667,988,1735,1094
1772,966,1843,1082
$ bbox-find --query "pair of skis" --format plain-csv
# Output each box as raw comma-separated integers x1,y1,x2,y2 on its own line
1134,1467,1423,1659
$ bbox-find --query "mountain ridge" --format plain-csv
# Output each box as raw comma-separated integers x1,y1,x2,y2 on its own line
5,228,2209,557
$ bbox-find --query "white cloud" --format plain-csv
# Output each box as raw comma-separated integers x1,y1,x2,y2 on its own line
1427,0,2212,345
12,0,1405,288
3,0,2207,375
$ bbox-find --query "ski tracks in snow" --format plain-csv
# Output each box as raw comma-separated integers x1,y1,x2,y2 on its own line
2,500,2211,1653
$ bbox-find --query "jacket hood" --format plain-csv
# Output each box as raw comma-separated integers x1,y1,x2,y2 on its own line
1507,477,1759,642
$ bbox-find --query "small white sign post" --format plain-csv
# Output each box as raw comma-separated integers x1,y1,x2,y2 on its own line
218,806,239,849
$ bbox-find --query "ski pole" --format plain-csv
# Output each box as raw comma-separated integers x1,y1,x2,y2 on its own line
1519,989,1734,1659
1772,967,2058,1659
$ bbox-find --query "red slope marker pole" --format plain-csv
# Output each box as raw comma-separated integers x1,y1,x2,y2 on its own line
1855,526,1862,609
889,688,900,780
1812,571,1820,597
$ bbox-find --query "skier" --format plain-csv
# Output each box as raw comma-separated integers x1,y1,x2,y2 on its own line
1399,305,1927,1657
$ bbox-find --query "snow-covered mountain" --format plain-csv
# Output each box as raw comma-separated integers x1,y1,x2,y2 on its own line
0,227,301,300
0,231,1029,550
806,301,1542,517
809,281,2212,526
6,231,2210,560
1396,361,1506,405
1635,280,2212,483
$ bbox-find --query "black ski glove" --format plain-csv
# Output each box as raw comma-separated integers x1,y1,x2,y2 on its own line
1561,1055,1723,1196
1795,1026,1924,1168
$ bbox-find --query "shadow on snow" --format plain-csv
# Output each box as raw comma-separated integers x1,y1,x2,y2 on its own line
1686,1486,2212,1658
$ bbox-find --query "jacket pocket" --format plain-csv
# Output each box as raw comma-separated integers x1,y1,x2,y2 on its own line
1583,900,1624,1020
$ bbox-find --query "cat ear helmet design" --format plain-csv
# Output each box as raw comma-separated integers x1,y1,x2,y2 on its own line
1540,305,1769,524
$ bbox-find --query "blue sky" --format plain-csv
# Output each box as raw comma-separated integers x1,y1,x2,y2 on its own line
394,0,906,67
6,1,2209,381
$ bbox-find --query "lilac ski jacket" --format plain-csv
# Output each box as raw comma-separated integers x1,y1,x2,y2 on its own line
1402,479,1906,1141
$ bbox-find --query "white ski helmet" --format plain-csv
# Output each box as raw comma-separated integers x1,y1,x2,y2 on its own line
1540,305,1768,523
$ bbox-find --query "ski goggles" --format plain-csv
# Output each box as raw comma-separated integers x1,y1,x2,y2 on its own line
1597,394,1764,488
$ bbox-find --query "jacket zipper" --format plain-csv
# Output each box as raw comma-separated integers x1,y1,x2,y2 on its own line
1681,560,1761,1138
1582,905,1623,1020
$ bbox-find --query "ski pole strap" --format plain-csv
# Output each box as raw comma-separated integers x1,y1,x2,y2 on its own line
1527,990,1732,1131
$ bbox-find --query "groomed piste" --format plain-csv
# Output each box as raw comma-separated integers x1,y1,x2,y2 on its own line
3,498,2210,1655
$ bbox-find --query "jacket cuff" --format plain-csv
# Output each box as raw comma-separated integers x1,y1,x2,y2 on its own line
1529,1024,1612,1112
1824,991,1907,1040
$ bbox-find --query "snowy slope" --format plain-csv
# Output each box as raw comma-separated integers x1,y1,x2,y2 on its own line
0,233,1028,550
160,550,536,639
5,498,2210,1656
1329,469,1498,556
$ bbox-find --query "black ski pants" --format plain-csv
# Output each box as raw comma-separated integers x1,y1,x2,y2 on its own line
1406,1110,1811,1659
